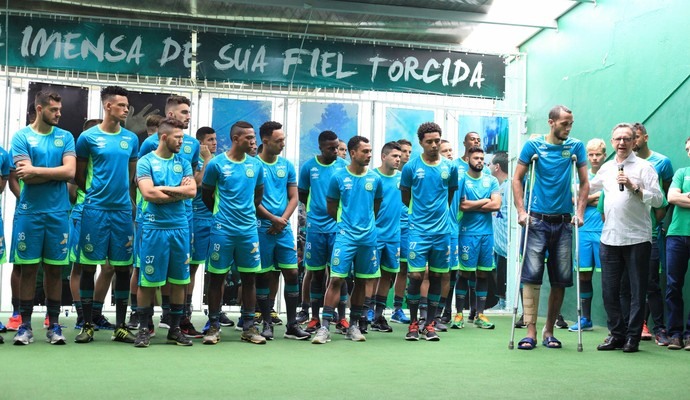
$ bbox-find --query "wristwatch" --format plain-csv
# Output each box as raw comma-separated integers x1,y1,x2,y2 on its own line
633,185,641,194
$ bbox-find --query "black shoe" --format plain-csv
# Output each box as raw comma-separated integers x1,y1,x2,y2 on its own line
126,311,139,330
623,337,639,353
468,310,476,324
515,314,527,329
370,316,393,333
180,318,203,339
284,323,311,340
218,312,234,327
358,316,368,334
597,336,625,351
261,322,274,341
295,309,309,324
440,310,452,325
167,327,193,346
555,314,568,329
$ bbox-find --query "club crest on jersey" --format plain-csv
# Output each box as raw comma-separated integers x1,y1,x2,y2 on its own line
246,168,255,178
54,138,64,147
183,145,192,154
441,171,450,180
365,182,374,191
84,243,94,253
120,140,129,150
409,251,416,260
561,150,571,158
276,169,286,178
173,164,183,173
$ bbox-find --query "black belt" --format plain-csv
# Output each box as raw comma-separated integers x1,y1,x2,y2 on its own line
530,212,571,223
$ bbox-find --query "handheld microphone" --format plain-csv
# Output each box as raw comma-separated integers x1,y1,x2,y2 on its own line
618,164,624,191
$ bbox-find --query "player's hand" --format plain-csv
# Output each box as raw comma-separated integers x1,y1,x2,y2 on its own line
267,216,288,234
181,177,194,186
200,145,212,161
15,162,37,180
571,214,584,227
616,173,634,191
125,104,160,136
517,210,529,227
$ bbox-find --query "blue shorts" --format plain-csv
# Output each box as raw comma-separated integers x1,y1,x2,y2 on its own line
11,211,69,265
331,237,379,279
578,230,602,272
400,227,409,261
138,227,191,287
304,231,336,271
407,232,450,273
186,210,194,253
79,209,134,266
191,218,212,264
258,225,298,273
133,222,142,268
206,227,261,275
0,219,6,264
69,211,81,263
377,241,400,273
459,234,495,272
521,217,573,287
449,235,460,270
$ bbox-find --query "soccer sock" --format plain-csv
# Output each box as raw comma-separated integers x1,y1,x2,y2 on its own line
241,309,255,331
74,301,83,320
284,283,300,325
114,269,130,326
256,274,272,324
130,293,137,312
161,295,171,317
138,306,153,329
12,297,20,317
169,303,184,330
309,274,323,319
426,277,441,325
350,305,364,326
80,269,96,324
338,282,348,321
322,305,335,328
19,299,33,329
581,280,593,319
46,299,60,326
93,301,104,320
475,276,488,314
374,295,387,319
455,275,468,313
406,277,422,322
419,297,428,320
437,296,446,318
185,294,193,318
364,296,373,317
393,295,404,311
467,277,476,314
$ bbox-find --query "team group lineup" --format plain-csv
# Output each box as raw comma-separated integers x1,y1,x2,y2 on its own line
3,86,690,352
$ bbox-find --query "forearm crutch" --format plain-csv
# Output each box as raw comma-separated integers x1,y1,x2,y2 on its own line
571,154,583,352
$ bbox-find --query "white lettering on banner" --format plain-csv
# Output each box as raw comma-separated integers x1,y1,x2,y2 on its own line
20,26,144,64
214,44,267,73
283,47,357,79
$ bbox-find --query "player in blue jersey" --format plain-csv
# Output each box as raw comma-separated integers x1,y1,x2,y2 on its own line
202,121,266,344
391,139,412,324
369,141,403,333
489,151,510,312
512,105,588,350
298,131,348,333
9,91,75,345
312,136,382,344
0,146,8,342
631,122,672,343
133,118,196,347
401,122,458,341
458,147,501,329
74,86,139,344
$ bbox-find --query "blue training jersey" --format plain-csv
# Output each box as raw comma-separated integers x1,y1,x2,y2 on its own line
448,158,468,236
400,155,458,235
644,151,673,184
258,156,297,228
202,153,264,235
192,160,212,220
137,152,193,229
374,168,402,243
327,168,382,244
518,135,586,215
582,170,603,233
298,156,348,234
11,126,75,214
459,172,500,236
75,125,139,210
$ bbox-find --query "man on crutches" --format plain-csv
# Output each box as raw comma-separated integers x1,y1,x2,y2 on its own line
511,105,588,350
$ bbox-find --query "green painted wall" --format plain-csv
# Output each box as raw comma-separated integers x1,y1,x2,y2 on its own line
519,0,690,329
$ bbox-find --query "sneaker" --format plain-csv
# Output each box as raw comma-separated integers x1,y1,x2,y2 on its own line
450,313,465,329
468,310,476,324
46,323,66,345
366,309,374,323
111,323,136,343
370,316,393,333
434,317,448,332
684,336,690,351
555,314,568,329
311,326,331,344
202,322,221,345
74,316,85,330
6,315,22,331
358,316,369,334
668,336,683,350
241,326,267,344
235,316,244,331
261,322,274,340
254,312,262,325
148,319,156,338
167,327,193,346
332,311,339,324
305,318,321,333
568,317,594,332
180,319,203,339
295,309,309,324
127,311,139,330
346,324,366,342
515,314,527,329
641,321,653,341
656,329,671,346
43,316,50,329
440,310,452,325
159,314,171,329
13,324,34,345
421,322,440,341
134,328,151,348
284,323,311,340
94,315,116,331
75,323,95,343
270,309,283,325
474,314,495,330
405,321,420,341
0,320,6,333
335,318,350,335
219,312,234,327
391,309,410,324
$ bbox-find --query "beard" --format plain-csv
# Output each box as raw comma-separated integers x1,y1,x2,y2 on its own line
470,163,483,173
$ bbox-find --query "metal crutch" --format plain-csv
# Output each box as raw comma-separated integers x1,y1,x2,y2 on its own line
571,154,584,352
509,154,538,350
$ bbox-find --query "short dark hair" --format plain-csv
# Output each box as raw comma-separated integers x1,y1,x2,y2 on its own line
548,105,572,121
35,91,61,108
440,139,450,144
347,136,369,154
381,141,402,156
196,126,215,141
158,117,185,134
396,139,412,147
83,118,102,131
230,121,254,139
467,146,484,156
492,151,508,173
318,130,338,143
417,122,442,141
100,86,129,102
632,122,647,136
165,95,191,112
259,121,283,140
145,114,163,128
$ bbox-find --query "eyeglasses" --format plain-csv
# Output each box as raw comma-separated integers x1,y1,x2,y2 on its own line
612,137,632,143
